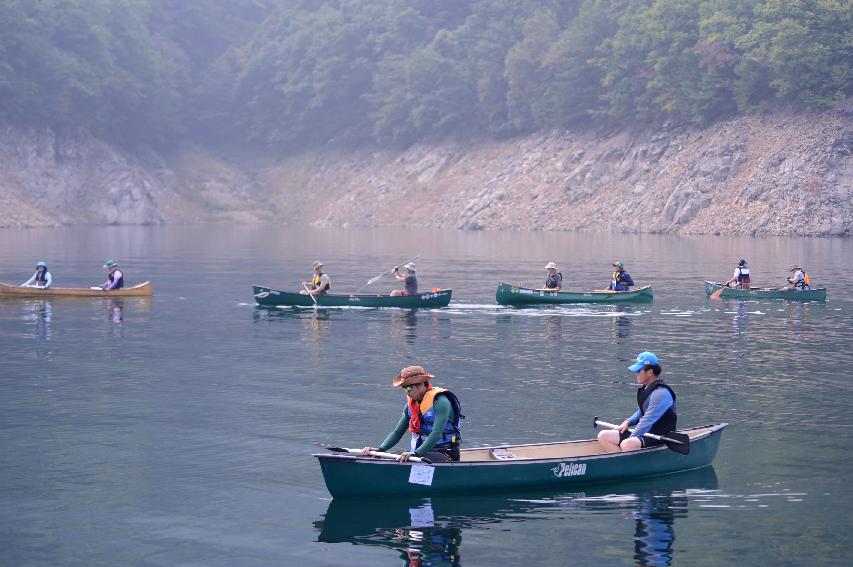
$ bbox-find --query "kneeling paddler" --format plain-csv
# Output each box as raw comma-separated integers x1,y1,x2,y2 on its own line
363,365,463,462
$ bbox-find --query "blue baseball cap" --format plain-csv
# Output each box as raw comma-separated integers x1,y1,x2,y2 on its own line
628,351,660,372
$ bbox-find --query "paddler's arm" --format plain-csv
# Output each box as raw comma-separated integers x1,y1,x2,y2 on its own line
21,272,37,287
413,396,454,457
631,389,674,438
376,413,408,452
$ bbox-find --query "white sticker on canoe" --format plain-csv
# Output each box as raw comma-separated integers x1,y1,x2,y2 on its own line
409,503,435,528
408,464,435,486
551,462,587,478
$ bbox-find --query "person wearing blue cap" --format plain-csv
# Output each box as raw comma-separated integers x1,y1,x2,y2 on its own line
21,261,52,289
100,260,124,290
597,351,678,453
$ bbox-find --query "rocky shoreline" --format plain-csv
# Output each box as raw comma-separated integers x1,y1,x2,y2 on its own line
1,108,850,236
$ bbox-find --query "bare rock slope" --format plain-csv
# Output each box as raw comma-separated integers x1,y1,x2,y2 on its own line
1,109,850,235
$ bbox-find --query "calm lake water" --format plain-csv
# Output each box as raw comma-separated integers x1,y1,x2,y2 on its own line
1,225,851,566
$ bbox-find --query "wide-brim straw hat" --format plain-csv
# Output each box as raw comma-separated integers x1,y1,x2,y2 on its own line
789,265,802,271
312,260,324,270
391,365,434,387
545,261,557,270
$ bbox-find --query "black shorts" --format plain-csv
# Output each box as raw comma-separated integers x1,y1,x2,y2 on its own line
425,444,460,462
619,429,665,448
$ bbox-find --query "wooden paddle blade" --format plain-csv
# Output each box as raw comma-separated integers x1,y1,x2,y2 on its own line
325,447,349,453
710,287,724,299
663,432,690,455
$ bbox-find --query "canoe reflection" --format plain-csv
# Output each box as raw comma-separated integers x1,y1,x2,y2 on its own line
316,467,718,566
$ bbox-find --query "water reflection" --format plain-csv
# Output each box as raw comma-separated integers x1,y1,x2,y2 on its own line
390,309,418,345
727,299,749,340
316,467,718,566
543,314,562,343
26,299,53,341
610,306,634,344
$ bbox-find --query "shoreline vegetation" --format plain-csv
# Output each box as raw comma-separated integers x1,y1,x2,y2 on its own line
0,1,850,235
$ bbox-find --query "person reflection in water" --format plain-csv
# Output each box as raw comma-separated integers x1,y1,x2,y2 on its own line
632,489,683,566
394,526,462,566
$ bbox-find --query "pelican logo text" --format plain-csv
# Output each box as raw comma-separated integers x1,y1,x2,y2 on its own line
551,462,587,478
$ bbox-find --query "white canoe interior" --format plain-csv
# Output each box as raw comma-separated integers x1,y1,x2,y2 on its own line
458,425,718,462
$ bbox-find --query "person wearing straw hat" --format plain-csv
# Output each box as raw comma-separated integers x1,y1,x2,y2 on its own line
784,265,810,291
100,260,124,290
608,261,634,291
597,351,678,453
362,365,463,462
21,261,52,289
542,261,562,290
301,260,331,295
390,262,418,296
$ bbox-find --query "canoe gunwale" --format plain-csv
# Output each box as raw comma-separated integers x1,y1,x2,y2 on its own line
704,280,826,300
495,282,653,305
314,423,727,467
0,281,154,297
252,285,452,308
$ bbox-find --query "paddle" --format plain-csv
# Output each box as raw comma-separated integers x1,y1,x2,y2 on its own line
593,417,690,455
302,283,318,307
326,446,432,464
356,255,420,293
710,283,725,299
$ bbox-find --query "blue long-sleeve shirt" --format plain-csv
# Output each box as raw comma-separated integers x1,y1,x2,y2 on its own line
627,387,674,438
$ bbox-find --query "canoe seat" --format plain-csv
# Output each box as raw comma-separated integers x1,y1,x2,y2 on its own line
490,448,521,460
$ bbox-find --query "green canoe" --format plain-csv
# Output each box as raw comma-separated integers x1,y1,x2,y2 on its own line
253,285,452,308
314,423,726,497
704,281,826,301
495,282,653,305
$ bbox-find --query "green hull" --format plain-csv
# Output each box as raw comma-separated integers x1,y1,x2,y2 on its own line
317,466,719,546
314,424,726,497
495,282,653,305
704,281,826,301
253,285,452,308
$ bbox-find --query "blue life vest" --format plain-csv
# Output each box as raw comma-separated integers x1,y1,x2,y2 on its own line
35,268,49,285
637,380,677,435
545,272,562,289
405,388,463,451
109,270,124,289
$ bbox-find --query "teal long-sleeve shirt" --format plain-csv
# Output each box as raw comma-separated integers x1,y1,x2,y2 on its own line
377,395,454,456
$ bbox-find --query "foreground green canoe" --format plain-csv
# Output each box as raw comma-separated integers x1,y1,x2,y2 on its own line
495,282,653,305
253,285,452,308
704,281,826,301
314,423,726,497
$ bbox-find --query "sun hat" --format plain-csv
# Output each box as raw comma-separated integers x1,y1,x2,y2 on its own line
628,352,660,372
789,265,802,271
545,261,558,270
312,260,324,270
391,365,434,387
36,261,46,268
612,261,625,269
404,262,416,271
738,259,747,266
103,260,117,269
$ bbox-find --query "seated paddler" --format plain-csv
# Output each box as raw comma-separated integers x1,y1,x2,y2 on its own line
100,260,124,290
362,365,463,462
597,351,677,453
542,261,562,290
21,261,52,289
608,261,634,291
390,262,417,296
784,265,810,291
301,260,331,295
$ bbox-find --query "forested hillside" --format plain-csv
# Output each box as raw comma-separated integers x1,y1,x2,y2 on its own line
1,0,851,150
